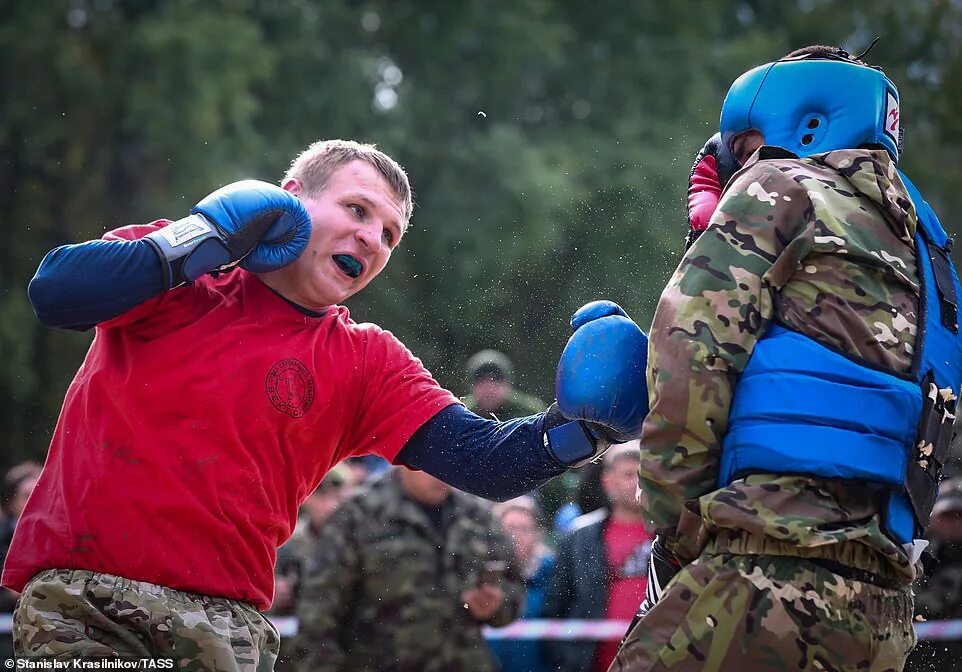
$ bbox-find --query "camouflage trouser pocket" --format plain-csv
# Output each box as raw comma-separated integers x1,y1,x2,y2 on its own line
15,569,280,671
610,553,915,672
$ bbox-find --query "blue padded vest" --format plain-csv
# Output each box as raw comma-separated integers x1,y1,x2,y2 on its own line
718,172,962,544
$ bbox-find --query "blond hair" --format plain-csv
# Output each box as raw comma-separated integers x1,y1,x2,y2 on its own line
285,139,413,223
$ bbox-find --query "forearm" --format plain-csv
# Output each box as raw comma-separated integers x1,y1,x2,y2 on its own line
28,239,165,329
396,404,571,501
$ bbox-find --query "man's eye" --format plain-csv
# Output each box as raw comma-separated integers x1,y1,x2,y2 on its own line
382,229,395,245
348,204,365,218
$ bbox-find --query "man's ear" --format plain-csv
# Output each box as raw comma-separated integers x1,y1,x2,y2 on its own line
282,178,301,196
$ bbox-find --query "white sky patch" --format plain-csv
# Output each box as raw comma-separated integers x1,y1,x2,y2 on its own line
747,182,777,205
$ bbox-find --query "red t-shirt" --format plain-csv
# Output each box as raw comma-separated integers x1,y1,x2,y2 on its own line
2,221,459,610
593,519,652,672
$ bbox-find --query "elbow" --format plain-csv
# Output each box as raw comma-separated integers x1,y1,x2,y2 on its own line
28,247,76,329
28,262,62,328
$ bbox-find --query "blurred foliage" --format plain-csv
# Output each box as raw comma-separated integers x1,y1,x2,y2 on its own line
2,0,961,465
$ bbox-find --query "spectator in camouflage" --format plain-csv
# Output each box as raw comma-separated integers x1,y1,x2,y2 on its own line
271,465,350,616
289,467,524,672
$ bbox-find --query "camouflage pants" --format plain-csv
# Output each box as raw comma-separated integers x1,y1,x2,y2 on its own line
609,543,915,672
14,569,280,671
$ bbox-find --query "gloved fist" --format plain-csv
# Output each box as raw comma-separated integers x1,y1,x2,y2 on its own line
145,180,312,288
544,301,649,467
685,133,740,250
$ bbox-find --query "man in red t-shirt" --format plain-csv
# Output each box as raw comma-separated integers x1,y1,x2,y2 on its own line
544,443,652,672
593,443,652,672
5,140,651,668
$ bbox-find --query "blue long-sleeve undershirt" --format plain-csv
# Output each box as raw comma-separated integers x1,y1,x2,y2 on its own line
28,239,166,330
397,404,569,501
27,240,574,499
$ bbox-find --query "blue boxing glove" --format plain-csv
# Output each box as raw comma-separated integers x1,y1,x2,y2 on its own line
545,300,649,467
144,180,312,288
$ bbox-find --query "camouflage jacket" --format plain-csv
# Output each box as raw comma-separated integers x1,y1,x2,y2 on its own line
291,471,524,672
639,147,922,583
270,520,323,616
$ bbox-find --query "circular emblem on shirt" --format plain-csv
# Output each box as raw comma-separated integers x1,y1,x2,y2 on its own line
266,358,315,418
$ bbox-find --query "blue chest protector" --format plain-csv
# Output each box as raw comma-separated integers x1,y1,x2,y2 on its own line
718,172,962,544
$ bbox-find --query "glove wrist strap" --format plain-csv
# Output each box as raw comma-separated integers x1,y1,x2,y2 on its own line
144,214,234,288
543,404,608,467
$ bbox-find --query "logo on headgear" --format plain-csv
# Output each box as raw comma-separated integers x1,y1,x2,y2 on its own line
885,92,899,141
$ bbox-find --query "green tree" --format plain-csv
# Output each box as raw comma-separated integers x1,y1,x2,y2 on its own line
2,0,961,466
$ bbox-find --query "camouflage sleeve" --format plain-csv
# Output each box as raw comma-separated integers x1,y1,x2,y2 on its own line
292,503,362,672
485,515,526,627
638,160,816,532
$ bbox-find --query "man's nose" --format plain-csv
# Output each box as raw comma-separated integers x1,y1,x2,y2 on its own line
355,222,381,249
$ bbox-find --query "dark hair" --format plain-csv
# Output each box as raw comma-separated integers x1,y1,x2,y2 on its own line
466,349,514,384
783,43,882,69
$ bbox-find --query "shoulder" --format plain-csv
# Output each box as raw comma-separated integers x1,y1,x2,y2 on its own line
706,148,818,253
724,148,814,202
537,551,556,575
346,319,416,358
565,508,608,535
346,316,390,339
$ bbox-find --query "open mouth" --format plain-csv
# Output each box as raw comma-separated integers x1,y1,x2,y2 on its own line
333,254,363,279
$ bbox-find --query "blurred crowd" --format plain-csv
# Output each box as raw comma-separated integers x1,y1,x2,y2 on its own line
3,350,962,671
0,461,42,660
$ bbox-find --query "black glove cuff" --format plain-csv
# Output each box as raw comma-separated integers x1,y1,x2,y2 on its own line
543,404,607,467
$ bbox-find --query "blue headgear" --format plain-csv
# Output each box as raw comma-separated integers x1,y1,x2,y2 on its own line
720,55,901,162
